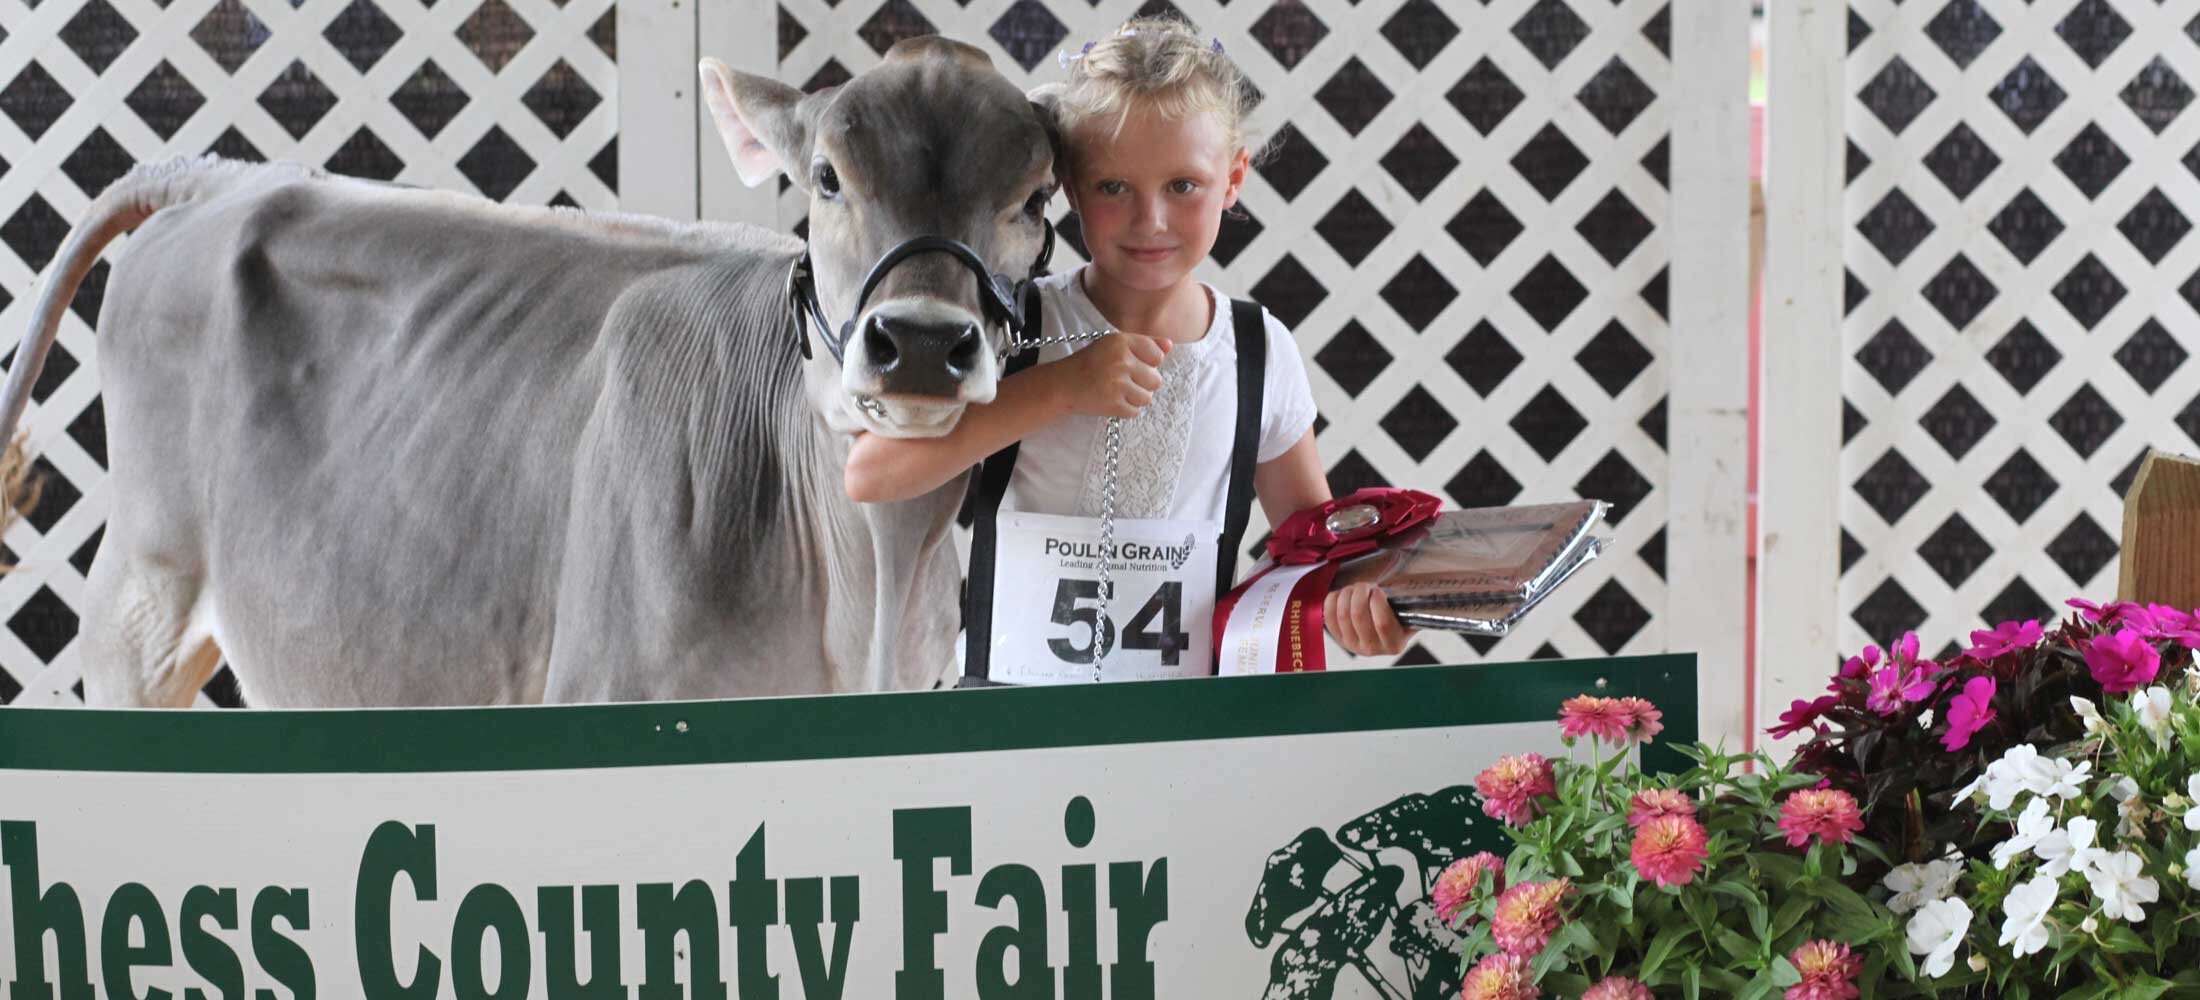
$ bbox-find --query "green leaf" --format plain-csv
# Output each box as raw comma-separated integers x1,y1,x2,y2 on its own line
2101,923,2152,955
1682,963,1702,1000
1714,927,1757,963
1769,897,1812,944
1770,956,1802,988
2109,974,2174,1000
1701,966,1752,993
1858,954,1886,1000
2151,905,2179,957
1749,852,1806,885
1543,972,1593,997
1737,971,1777,1000
1640,923,1691,979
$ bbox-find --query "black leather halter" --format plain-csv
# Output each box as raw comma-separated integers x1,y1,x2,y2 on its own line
786,218,1056,364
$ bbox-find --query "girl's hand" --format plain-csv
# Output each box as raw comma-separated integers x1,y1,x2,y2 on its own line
1060,333,1169,418
1326,582,1415,657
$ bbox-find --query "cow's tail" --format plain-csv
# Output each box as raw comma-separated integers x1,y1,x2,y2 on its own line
0,156,249,561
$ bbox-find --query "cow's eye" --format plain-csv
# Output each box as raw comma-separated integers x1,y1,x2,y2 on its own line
815,164,841,198
1023,188,1050,219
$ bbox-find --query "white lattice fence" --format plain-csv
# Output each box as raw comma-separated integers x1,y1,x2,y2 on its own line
0,0,616,704
1764,0,2200,720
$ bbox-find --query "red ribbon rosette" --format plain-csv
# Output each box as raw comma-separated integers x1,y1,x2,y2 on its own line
1215,488,1444,674
1266,488,1444,565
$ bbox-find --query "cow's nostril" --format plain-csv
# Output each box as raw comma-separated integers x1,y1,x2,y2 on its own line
946,323,981,375
864,317,900,371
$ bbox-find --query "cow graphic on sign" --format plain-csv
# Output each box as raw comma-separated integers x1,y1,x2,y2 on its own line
1245,786,1485,999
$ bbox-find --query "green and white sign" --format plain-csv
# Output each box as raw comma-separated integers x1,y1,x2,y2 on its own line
0,656,1693,999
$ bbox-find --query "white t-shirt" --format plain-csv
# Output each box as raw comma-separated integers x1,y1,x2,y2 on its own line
1000,267,1318,527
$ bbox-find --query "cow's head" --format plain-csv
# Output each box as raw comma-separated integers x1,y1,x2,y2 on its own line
700,38,1058,438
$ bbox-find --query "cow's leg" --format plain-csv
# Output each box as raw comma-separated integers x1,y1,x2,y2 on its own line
78,553,223,707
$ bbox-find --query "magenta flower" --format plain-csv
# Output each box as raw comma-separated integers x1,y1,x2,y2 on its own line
1832,644,1883,691
2085,629,2162,694
1865,662,1937,715
1941,676,1997,751
1769,695,1838,739
1965,620,2042,660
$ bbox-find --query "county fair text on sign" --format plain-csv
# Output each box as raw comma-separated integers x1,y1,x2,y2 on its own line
0,657,1695,999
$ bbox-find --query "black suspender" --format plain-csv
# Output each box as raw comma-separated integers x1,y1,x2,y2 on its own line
962,297,1272,682
1218,298,1266,599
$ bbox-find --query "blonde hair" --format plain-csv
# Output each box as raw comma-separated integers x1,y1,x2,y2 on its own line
1050,16,1262,174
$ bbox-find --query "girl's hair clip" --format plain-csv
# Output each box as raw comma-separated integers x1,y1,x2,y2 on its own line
1057,40,1098,69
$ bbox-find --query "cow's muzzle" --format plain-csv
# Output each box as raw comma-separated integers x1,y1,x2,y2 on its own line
858,308,985,399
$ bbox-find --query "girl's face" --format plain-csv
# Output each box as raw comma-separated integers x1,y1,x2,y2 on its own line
1065,106,1250,296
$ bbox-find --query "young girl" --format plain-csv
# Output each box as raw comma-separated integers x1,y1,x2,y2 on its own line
844,17,1408,679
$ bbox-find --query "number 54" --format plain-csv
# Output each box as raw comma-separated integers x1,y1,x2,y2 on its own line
1047,578,1192,665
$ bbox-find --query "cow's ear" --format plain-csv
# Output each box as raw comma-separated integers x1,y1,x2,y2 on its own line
1027,83,1067,180
700,58,808,189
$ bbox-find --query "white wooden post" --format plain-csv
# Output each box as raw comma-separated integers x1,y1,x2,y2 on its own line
1758,0,1848,753
1669,0,1756,751
698,0,780,226
619,0,703,221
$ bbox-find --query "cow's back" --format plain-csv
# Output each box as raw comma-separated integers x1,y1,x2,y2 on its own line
93,169,803,705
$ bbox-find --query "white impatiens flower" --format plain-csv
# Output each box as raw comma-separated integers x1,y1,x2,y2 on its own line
2038,758,2092,801
1985,745,2047,810
2034,815,2101,879
1998,874,2058,958
2186,846,2200,892
2087,850,2160,923
1906,897,1971,978
2111,774,2145,838
2072,695,2107,735
2186,774,2200,833
1882,858,1963,914
1993,798,2055,870
2139,686,2175,747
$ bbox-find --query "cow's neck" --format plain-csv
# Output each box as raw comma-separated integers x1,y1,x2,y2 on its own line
794,423,966,692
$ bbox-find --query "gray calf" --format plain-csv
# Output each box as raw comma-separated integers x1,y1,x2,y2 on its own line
0,37,1058,706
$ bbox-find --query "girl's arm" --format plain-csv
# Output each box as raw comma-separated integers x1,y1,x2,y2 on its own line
844,332,1170,503
1252,429,1415,657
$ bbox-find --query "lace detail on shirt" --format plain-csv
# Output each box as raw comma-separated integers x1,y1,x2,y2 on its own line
1074,344,1199,518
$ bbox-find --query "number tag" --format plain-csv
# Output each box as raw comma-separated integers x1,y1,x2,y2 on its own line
987,512,1218,684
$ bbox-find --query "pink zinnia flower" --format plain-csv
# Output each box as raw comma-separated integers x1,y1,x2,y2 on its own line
1778,788,1864,847
1966,620,2042,660
1559,695,1630,744
1941,675,1997,751
1630,815,1709,887
1769,694,1838,739
1627,787,1696,828
1616,696,1664,745
1459,953,1538,1000
1431,851,1505,923
1582,977,1654,1000
2085,629,2162,694
1475,754,1556,826
1489,879,1571,956
1786,940,1864,1000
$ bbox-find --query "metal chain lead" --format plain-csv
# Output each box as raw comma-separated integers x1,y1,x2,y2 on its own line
999,328,1126,683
